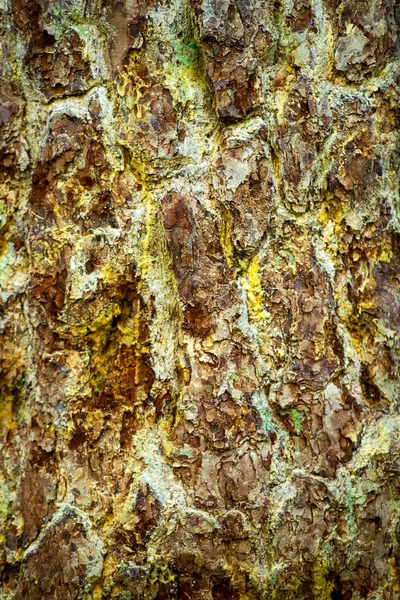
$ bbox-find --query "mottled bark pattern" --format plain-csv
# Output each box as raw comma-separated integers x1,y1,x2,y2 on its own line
0,0,399,598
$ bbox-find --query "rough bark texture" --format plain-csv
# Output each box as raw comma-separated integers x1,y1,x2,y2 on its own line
1,0,400,598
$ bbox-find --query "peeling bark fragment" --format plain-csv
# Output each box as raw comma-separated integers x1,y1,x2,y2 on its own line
106,0,162,69
332,0,399,78
12,0,94,100
12,510,103,600
213,119,275,254
0,79,26,171
191,0,274,119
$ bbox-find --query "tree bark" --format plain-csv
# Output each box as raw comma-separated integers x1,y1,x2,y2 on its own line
1,0,400,598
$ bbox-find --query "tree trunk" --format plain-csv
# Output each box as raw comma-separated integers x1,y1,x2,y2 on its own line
1,0,400,598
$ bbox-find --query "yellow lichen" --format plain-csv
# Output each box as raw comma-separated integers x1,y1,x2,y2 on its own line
275,90,289,124
117,312,144,350
116,55,150,119
279,249,297,275
0,395,16,435
376,245,393,264
313,556,334,600
93,584,103,600
220,218,234,267
102,554,119,578
240,256,268,323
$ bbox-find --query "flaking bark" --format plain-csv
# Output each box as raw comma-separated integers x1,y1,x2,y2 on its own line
0,0,400,598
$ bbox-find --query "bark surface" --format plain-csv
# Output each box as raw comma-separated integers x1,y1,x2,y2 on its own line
0,0,400,598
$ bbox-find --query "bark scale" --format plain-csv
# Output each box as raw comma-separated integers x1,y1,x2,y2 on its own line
0,0,400,598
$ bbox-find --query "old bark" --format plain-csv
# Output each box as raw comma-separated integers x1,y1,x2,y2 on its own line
0,0,400,598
